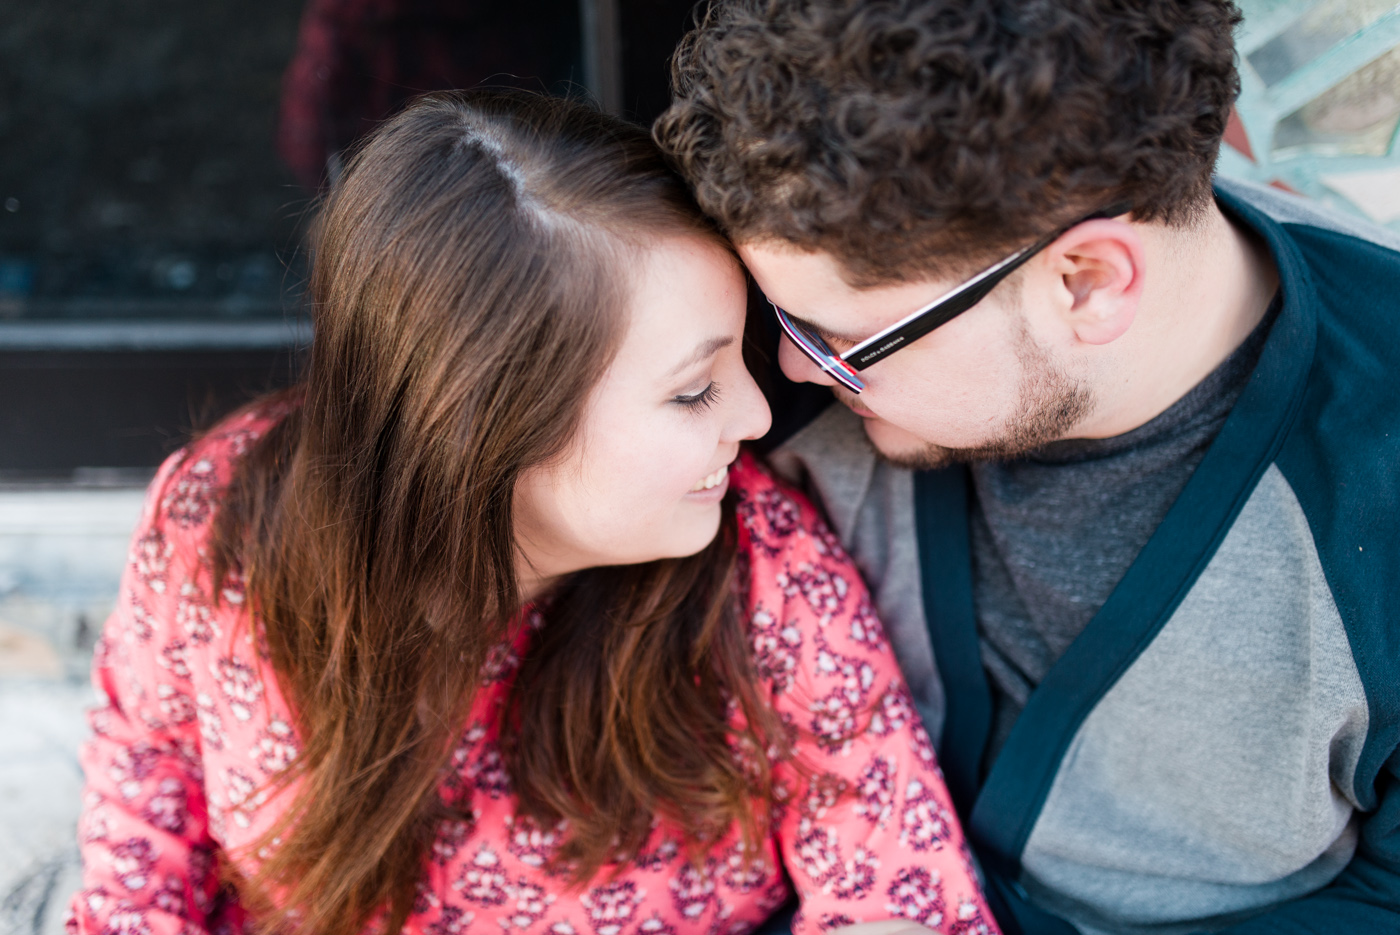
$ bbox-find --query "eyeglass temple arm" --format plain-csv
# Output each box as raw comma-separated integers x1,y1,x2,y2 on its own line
843,203,1130,371
842,241,1043,370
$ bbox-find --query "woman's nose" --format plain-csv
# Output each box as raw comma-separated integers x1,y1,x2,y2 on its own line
726,365,773,443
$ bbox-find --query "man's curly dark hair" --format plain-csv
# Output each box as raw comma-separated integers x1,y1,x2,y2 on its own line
655,0,1243,285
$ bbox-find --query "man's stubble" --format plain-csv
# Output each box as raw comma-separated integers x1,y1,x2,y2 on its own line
874,322,1095,471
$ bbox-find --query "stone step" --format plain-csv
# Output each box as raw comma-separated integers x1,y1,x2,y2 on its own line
0,486,145,929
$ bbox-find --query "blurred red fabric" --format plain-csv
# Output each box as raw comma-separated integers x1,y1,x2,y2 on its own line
277,0,578,190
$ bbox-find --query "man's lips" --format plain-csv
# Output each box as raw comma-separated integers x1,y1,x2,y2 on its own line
834,391,879,419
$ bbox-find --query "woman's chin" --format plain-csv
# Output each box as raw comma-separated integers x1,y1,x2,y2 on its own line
643,504,725,563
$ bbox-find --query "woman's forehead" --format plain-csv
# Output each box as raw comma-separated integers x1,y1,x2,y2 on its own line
611,236,748,377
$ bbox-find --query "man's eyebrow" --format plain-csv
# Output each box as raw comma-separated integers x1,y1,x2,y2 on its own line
668,335,734,376
785,312,867,346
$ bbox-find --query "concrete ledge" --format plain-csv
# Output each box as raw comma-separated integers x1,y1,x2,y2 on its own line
0,679,96,935
0,318,311,351
0,488,142,931
0,487,145,669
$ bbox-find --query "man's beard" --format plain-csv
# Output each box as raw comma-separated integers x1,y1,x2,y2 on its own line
874,327,1095,471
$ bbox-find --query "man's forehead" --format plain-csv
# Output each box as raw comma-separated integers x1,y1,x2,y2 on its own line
739,240,950,339
738,240,852,297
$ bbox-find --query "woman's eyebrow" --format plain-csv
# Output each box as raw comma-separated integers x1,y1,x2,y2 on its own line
668,335,734,376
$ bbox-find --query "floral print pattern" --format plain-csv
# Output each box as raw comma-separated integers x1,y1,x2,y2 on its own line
67,411,997,935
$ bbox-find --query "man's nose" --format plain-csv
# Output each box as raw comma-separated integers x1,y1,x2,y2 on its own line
777,335,838,387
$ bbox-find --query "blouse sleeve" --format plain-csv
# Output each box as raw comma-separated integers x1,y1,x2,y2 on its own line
733,457,999,935
68,454,223,935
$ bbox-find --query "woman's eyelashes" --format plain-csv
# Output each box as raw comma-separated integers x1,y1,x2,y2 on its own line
673,382,722,413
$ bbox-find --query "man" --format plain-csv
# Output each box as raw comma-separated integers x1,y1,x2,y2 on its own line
655,1,1400,933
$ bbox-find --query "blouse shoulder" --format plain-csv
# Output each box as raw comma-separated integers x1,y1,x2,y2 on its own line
730,451,870,628
125,402,290,604
140,402,287,540
730,450,848,568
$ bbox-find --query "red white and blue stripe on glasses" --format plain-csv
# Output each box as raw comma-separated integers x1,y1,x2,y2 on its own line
770,303,867,393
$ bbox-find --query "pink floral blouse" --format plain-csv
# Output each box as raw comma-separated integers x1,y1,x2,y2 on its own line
68,409,998,935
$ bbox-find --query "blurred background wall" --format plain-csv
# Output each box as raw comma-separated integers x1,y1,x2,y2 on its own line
0,0,308,479
0,0,696,481
1222,0,1400,226
0,0,1397,931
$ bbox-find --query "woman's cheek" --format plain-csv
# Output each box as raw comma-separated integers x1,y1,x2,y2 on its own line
587,424,676,512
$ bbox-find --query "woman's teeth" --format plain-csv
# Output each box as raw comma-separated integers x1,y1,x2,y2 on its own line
690,464,729,492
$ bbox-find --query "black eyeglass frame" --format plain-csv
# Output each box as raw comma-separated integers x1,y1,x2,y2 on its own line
768,204,1132,394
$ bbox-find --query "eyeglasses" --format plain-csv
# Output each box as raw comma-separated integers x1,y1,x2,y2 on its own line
768,205,1131,394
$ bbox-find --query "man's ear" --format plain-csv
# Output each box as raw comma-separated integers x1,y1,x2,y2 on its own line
1045,219,1145,346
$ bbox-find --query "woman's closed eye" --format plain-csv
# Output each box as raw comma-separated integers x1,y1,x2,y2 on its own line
673,382,722,412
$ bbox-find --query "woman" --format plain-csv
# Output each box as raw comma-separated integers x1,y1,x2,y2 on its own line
70,92,997,935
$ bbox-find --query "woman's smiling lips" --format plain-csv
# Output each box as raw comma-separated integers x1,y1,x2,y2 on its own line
686,462,731,500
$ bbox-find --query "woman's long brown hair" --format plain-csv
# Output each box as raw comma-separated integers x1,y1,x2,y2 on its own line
209,91,782,935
